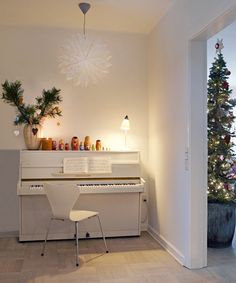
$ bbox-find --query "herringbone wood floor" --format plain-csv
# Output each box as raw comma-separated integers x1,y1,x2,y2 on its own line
0,232,236,283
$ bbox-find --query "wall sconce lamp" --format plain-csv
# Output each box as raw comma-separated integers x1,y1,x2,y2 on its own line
120,115,130,149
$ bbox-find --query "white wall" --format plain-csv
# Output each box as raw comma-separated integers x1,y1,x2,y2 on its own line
0,26,148,153
0,26,148,232
148,0,236,268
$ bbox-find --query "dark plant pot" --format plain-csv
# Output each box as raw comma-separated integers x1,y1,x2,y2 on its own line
208,202,235,248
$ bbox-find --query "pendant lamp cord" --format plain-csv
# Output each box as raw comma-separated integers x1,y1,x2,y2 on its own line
79,2,90,38
83,13,86,37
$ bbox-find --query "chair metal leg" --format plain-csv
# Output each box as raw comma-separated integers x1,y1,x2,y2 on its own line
75,221,79,266
41,218,53,256
74,222,77,243
97,215,109,253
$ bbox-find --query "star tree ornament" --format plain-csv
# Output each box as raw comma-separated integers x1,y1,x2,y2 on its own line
215,38,224,54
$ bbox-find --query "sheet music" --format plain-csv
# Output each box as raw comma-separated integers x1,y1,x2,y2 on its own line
88,158,112,173
63,157,112,174
63,157,88,174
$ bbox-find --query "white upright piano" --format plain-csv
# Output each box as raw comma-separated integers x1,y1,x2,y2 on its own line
17,150,145,241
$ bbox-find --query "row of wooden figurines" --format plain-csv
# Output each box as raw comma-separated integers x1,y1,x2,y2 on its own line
41,136,102,151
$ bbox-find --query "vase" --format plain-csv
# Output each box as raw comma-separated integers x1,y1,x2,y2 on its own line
23,124,42,150
208,202,236,248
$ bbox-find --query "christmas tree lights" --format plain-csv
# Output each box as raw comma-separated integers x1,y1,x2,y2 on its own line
208,39,236,203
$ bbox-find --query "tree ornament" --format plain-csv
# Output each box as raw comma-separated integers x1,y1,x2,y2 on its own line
224,135,230,145
222,81,229,89
224,183,229,190
19,96,23,105
13,129,20,136
35,109,41,115
219,155,224,161
215,38,224,54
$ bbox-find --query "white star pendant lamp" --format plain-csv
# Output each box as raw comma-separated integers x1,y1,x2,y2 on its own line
58,2,112,87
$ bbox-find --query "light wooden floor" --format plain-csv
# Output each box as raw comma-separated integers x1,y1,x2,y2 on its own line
0,232,236,283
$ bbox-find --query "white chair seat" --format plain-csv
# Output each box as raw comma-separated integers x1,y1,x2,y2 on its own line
69,210,98,222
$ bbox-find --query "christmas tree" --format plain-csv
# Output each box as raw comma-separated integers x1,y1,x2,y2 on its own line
208,39,236,203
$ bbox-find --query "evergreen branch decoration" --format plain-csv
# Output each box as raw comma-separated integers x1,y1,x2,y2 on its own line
1,80,62,126
207,40,236,204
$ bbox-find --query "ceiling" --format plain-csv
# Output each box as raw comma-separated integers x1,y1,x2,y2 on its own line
0,0,175,34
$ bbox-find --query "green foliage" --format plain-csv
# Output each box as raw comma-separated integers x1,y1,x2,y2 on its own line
1,80,62,125
207,50,236,203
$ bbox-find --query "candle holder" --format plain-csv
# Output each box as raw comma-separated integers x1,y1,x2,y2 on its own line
42,138,53,150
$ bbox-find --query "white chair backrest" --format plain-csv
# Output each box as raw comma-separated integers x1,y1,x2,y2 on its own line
44,183,80,219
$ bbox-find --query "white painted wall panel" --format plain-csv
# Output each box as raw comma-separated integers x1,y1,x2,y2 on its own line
148,0,236,268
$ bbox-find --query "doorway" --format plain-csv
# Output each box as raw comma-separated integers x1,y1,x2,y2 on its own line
188,6,236,269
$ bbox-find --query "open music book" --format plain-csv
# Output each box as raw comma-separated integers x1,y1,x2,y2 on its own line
63,157,112,174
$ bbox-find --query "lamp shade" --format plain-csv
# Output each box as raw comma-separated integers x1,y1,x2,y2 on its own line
120,115,130,131
58,2,111,87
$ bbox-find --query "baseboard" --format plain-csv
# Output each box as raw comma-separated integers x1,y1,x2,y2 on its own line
141,223,148,231
147,225,185,266
0,231,18,238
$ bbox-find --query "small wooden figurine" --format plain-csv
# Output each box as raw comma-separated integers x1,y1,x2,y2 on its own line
79,141,84,150
65,143,69,150
52,140,57,150
59,139,65,150
84,136,91,151
96,140,102,151
71,136,79,150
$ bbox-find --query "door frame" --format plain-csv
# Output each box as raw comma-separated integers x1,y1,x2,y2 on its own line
186,5,236,268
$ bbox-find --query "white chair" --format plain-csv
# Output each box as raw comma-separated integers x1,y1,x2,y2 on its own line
41,183,108,266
